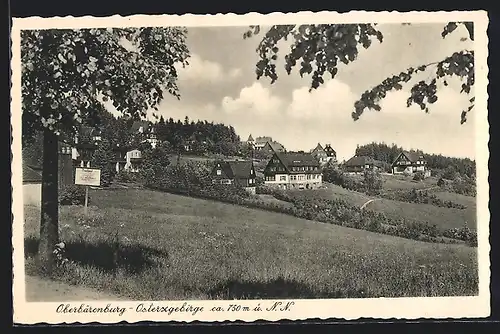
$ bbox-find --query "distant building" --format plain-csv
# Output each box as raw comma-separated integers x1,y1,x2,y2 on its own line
310,143,337,166
263,152,322,190
211,160,256,194
343,155,384,174
247,134,255,147
254,136,273,150
391,151,430,176
112,145,144,173
130,120,158,149
324,144,337,164
72,125,101,167
310,143,329,165
262,141,286,155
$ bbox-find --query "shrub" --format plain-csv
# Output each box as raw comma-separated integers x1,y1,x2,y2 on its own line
381,189,466,209
443,224,477,246
413,171,425,181
59,185,87,206
363,170,383,195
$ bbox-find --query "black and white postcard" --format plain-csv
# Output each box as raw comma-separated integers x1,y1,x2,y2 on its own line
11,10,490,324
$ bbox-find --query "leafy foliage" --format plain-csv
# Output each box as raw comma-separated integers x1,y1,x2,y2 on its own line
59,185,87,206
92,139,116,186
21,27,190,143
247,22,474,123
363,170,383,195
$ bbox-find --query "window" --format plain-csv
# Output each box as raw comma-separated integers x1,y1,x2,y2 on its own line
250,169,254,174
307,175,311,180
270,167,276,171
249,178,254,184
216,169,222,176
280,175,286,181
291,175,296,181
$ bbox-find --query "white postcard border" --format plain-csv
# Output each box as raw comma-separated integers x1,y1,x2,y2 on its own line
11,10,490,324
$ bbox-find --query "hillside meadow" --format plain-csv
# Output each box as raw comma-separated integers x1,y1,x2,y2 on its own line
24,188,478,300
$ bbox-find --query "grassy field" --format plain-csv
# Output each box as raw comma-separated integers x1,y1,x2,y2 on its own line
24,188,478,300
290,183,370,207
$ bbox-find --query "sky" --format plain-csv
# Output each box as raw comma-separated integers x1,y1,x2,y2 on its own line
105,23,476,162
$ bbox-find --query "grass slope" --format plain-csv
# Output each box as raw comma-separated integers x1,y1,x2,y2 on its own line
24,188,478,300
296,180,476,231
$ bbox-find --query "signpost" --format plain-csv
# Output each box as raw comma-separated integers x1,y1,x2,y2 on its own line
75,167,101,215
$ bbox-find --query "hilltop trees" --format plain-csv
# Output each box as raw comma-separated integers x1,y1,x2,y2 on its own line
246,22,474,124
21,27,190,274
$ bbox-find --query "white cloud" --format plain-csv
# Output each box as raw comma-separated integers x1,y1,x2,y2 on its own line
176,54,242,83
221,82,285,116
216,78,475,161
287,79,357,120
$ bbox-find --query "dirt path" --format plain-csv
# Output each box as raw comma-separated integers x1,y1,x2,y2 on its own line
25,275,124,302
360,199,379,210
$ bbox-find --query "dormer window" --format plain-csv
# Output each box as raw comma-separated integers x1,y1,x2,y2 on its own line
216,169,222,176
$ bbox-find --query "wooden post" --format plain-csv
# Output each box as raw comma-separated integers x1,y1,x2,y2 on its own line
84,186,89,216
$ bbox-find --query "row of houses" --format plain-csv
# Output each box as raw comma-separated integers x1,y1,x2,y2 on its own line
210,149,431,194
343,151,430,177
211,151,323,193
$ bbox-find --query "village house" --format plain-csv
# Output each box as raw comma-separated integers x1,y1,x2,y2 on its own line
23,141,75,207
253,136,273,150
310,143,337,166
391,151,430,177
72,126,102,168
130,120,158,149
324,144,337,164
343,155,384,174
246,134,255,147
261,141,286,154
210,160,257,194
263,152,322,190
112,145,144,173
310,143,328,165
22,162,43,207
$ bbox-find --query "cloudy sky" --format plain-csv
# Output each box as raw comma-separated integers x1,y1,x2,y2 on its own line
108,23,476,162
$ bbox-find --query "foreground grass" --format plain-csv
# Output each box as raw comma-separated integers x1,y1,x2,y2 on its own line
24,188,478,300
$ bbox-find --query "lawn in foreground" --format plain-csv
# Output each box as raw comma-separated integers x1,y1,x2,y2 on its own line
24,188,478,300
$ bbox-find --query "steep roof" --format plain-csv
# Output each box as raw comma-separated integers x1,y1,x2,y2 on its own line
228,161,254,179
311,143,324,153
23,164,42,183
264,141,285,152
276,152,320,168
247,134,254,141
215,160,254,179
344,155,375,167
403,151,425,162
324,144,336,157
255,136,272,143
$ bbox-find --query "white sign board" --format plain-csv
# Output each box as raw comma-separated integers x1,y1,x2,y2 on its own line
75,167,101,187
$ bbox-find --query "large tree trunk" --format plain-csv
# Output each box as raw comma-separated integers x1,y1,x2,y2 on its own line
38,127,59,276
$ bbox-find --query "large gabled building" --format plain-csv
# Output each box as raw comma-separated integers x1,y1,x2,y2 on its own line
263,152,322,190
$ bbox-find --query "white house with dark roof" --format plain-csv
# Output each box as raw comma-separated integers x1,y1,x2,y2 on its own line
391,151,430,176
263,152,322,190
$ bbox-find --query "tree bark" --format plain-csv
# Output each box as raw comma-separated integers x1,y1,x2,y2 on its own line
38,127,59,276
